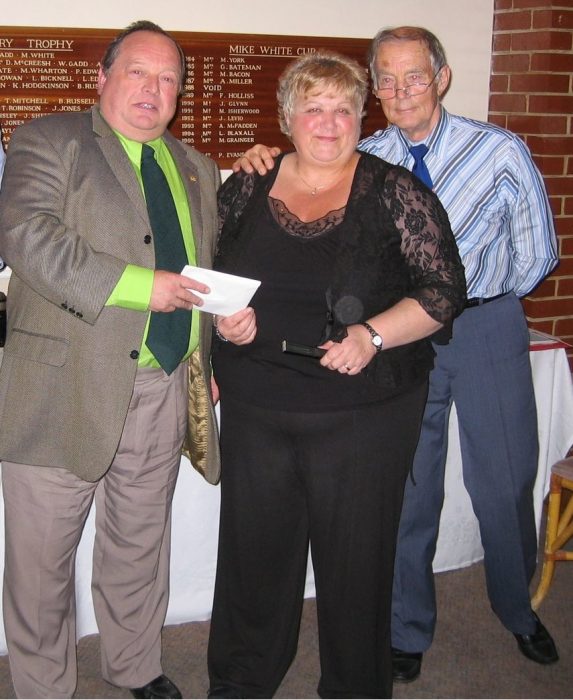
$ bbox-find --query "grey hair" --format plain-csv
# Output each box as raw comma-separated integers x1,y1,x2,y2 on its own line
100,20,187,93
369,26,448,90
277,50,368,139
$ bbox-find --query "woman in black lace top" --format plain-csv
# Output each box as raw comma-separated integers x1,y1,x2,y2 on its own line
207,52,466,700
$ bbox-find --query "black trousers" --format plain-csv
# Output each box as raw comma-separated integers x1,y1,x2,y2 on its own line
208,382,427,699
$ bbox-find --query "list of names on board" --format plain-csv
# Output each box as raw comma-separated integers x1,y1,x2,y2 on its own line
0,28,378,168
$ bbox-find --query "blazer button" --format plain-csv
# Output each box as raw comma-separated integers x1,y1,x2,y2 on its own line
130,350,139,360
68,307,76,314
61,302,68,309
75,312,83,318
144,235,152,244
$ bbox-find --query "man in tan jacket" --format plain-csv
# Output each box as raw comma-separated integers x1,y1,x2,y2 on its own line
0,21,222,699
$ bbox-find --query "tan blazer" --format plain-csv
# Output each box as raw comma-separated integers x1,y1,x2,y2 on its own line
0,106,221,484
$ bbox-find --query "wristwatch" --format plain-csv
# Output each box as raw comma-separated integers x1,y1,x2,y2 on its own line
361,321,383,353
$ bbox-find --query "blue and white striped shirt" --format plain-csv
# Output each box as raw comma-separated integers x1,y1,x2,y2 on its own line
360,108,558,298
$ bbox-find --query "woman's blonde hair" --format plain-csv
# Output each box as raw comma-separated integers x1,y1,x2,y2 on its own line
277,50,368,139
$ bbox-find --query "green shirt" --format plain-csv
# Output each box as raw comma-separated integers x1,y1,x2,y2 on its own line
107,133,199,366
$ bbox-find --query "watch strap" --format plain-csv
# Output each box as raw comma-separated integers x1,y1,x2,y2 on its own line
361,321,383,353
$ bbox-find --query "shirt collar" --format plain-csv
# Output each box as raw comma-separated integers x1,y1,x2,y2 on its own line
114,131,165,168
396,105,450,158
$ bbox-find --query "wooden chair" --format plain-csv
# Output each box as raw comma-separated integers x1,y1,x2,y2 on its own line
532,456,573,609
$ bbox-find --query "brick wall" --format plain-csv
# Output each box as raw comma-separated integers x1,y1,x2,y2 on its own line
489,0,573,368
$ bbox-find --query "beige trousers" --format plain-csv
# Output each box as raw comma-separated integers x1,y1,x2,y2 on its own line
2,363,188,698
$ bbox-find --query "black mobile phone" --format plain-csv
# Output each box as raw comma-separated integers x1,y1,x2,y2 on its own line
281,340,326,358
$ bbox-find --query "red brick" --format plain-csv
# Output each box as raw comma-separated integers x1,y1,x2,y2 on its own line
528,136,573,155
489,93,528,112
555,256,573,276
510,73,570,92
488,114,508,129
521,298,534,316
507,115,568,135
548,196,563,216
511,30,572,51
529,95,573,113
491,53,531,73
531,52,573,72
493,33,512,51
490,74,509,92
545,177,573,196
513,0,566,8
533,9,573,29
532,155,566,175
557,278,573,296
527,319,556,335
532,277,558,297
494,10,532,31
560,236,573,255
525,297,573,317
554,319,573,336
544,269,563,284
555,317,573,336
495,0,573,388
555,216,573,235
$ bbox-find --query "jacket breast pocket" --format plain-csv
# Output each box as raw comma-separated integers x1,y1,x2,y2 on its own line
6,327,69,367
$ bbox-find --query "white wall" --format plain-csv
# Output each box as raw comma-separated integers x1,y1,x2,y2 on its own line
3,0,495,120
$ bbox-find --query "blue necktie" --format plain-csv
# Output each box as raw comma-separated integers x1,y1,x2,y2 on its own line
409,143,433,189
141,144,191,375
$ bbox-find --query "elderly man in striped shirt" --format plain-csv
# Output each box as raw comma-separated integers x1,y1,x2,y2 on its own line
358,25,559,682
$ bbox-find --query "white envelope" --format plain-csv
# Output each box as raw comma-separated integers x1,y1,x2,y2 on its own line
181,265,261,316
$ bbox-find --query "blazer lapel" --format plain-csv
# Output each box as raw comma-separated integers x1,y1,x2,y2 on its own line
91,106,150,226
91,107,206,260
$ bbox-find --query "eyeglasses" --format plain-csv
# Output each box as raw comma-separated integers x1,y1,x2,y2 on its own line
375,68,443,100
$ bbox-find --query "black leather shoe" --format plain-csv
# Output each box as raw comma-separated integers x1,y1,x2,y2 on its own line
514,613,559,665
391,647,423,682
130,674,182,699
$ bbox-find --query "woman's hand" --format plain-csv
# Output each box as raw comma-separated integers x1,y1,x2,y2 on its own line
215,307,257,345
319,300,444,375
319,324,375,375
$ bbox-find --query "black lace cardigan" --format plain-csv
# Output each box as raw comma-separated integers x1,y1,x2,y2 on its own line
215,152,466,393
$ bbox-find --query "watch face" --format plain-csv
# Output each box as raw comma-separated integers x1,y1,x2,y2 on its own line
362,322,383,350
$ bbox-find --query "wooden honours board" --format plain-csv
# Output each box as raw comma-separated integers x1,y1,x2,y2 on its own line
0,27,380,168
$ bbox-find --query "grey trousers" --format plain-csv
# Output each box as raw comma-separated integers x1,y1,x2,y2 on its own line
391,293,539,653
2,363,187,698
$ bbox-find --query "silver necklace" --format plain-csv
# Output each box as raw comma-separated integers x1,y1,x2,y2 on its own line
295,164,346,196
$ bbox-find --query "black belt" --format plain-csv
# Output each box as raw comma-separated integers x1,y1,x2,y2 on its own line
465,292,508,308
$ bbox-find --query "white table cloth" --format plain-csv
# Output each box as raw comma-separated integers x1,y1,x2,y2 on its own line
433,335,573,571
0,335,571,654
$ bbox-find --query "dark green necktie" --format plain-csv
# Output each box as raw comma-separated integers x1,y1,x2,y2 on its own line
141,143,191,375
